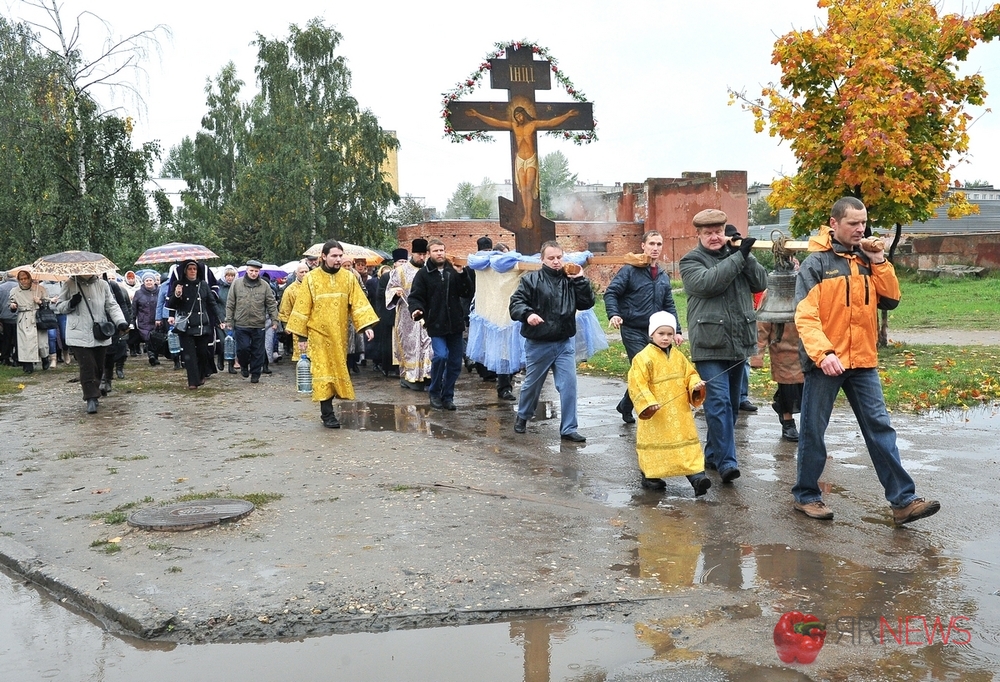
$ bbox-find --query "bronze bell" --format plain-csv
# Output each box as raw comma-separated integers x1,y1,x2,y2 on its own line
757,268,797,324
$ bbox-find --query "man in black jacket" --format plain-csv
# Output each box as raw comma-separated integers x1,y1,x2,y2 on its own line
509,241,595,442
603,230,682,423
408,239,473,410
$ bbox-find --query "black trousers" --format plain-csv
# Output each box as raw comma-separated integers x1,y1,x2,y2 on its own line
0,320,16,365
179,333,213,387
71,345,107,400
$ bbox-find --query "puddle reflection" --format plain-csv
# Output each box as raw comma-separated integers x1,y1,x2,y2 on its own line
1,570,652,681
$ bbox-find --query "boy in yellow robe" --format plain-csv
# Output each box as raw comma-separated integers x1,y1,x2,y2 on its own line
287,240,379,428
628,311,711,496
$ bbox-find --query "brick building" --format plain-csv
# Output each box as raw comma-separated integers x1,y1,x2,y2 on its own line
397,170,748,289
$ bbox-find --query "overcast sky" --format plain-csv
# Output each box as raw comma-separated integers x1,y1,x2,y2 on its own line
7,0,1000,213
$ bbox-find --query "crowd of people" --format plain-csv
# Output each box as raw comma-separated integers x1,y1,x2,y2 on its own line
2,197,940,525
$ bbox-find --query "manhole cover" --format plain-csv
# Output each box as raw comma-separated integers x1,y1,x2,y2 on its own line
127,498,255,532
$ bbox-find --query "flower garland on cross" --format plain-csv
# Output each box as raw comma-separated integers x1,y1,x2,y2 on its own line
441,40,598,145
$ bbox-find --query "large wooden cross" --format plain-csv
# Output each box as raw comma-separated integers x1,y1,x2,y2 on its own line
448,44,595,255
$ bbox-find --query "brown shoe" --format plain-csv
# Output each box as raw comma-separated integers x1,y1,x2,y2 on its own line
794,500,834,520
893,498,940,526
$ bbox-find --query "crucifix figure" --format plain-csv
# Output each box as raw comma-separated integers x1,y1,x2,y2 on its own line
449,44,595,254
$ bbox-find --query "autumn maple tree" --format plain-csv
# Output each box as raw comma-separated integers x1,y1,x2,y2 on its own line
732,0,1000,239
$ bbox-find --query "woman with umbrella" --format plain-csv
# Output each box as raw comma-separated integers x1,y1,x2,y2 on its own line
54,272,128,414
168,260,221,389
7,269,53,373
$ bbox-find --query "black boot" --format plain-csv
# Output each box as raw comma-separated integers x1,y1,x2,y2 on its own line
41,356,51,370
780,418,799,442
173,355,181,370
115,362,125,379
320,399,340,428
687,473,712,497
228,359,237,374
22,362,33,373
148,353,159,366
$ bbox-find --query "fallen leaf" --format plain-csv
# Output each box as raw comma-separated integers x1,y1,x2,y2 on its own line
92,488,111,494
109,537,121,543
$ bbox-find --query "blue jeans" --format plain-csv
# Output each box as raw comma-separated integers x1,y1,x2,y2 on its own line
695,359,745,474
793,368,917,508
428,332,464,402
517,337,578,436
235,327,265,377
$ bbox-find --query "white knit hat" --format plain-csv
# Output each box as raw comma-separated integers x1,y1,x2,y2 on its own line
648,311,677,336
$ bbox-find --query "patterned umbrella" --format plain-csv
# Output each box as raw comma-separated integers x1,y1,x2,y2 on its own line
135,242,218,265
31,251,118,277
302,241,384,265
6,264,68,281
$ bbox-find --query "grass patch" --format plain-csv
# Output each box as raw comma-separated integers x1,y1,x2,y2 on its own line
167,565,182,573
113,454,149,462
229,438,270,449
0,364,32,396
18,466,40,473
235,452,273,460
58,451,84,460
91,497,154,525
167,491,283,508
90,539,122,554
147,542,172,551
888,271,1000,330
389,484,416,492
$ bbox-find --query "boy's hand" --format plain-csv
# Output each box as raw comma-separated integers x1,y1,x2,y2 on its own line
638,404,660,420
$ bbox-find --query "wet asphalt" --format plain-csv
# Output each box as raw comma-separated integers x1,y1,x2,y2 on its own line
0,358,998,679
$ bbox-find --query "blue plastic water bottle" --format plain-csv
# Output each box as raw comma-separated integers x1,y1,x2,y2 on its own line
296,353,312,393
167,327,181,355
223,331,236,360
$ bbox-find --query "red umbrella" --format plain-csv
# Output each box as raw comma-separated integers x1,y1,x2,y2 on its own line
135,242,218,265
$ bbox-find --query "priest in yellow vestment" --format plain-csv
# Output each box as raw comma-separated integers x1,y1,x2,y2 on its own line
287,240,379,428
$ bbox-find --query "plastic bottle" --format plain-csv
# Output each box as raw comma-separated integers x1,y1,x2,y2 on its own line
167,326,181,355
296,353,312,393
223,331,236,360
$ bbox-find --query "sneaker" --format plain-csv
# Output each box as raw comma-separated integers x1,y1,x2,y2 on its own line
641,476,666,491
739,400,758,412
794,500,834,520
892,498,940,526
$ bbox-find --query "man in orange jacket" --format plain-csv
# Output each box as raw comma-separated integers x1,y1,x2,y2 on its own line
792,197,940,526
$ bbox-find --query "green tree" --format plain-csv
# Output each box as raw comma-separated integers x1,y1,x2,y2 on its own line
731,0,1000,238
539,150,577,218
749,197,779,225
0,10,161,267
445,179,494,218
222,19,398,261
389,194,429,227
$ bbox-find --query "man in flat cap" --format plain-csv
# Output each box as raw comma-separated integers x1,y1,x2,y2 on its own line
680,209,767,484
226,258,279,384
386,238,432,390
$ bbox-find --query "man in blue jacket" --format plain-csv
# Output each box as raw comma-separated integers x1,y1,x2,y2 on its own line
604,230,682,423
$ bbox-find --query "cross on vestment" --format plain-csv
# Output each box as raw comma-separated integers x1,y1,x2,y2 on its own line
448,44,595,255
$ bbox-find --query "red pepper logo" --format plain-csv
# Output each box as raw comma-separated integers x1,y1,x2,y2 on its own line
773,611,826,664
